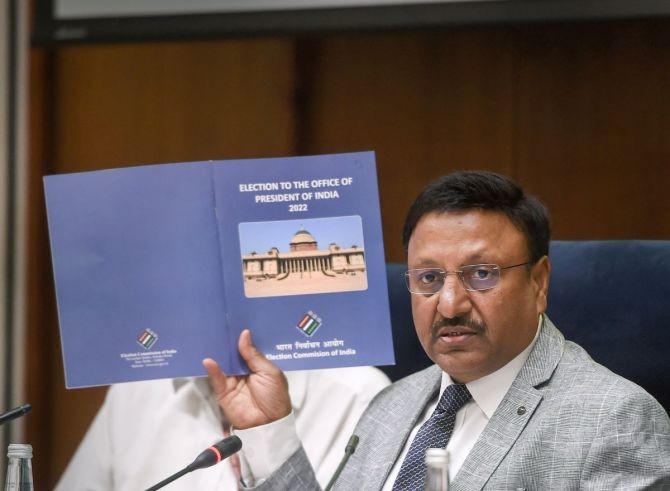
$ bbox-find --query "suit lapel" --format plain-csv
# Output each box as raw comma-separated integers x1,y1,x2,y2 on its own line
450,380,543,490
361,365,443,487
451,317,565,491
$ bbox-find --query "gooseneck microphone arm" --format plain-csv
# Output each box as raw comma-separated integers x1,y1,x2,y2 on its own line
144,435,242,491
0,404,32,426
145,465,190,491
324,434,359,491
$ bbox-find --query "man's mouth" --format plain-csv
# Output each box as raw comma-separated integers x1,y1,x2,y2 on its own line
436,326,477,337
431,316,485,344
434,329,477,345
429,316,485,346
442,330,474,337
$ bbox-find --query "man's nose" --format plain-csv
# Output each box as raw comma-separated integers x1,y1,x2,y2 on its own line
436,274,472,319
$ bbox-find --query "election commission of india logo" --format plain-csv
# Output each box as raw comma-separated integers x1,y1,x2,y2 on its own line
137,328,158,349
296,311,322,337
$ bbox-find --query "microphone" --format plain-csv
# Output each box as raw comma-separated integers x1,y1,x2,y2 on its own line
145,435,242,491
324,434,359,491
0,404,32,426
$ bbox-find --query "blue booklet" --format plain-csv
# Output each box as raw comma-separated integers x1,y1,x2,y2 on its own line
44,152,395,388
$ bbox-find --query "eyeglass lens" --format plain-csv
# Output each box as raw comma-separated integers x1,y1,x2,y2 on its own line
405,264,501,294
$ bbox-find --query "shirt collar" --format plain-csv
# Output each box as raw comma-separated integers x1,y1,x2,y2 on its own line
440,315,543,419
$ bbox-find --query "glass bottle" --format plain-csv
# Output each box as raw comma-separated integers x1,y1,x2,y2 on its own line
4,444,34,491
424,447,449,491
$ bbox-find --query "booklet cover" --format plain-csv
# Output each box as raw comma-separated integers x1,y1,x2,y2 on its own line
44,151,395,388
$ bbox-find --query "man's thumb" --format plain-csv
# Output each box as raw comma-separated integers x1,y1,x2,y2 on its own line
238,329,275,373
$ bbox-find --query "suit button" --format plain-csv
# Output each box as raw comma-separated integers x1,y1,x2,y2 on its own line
517,406,526,415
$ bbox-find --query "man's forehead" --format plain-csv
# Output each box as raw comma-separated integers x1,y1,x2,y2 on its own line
407,210,529,262
408,247,505,270
410,209,521,239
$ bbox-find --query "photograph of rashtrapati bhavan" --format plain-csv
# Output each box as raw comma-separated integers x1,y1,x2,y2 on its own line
240,216,368,298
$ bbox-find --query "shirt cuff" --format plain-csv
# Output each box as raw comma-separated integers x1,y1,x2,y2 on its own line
235,411,300,485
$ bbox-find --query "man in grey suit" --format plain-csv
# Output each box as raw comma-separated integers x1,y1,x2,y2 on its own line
204,171,670,490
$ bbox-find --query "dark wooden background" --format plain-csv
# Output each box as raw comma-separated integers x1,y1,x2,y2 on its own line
27,18,670,488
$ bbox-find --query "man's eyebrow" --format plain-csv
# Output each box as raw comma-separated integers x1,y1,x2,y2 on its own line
409,249,493,268
464,253,487,264
409,258,442,268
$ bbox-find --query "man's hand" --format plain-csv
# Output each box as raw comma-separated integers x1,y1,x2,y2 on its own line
203,329,292,429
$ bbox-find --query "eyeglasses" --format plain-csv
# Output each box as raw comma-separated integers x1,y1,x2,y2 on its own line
404,262,532,295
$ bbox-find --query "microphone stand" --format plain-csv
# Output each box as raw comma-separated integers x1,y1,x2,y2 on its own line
324,435,359,491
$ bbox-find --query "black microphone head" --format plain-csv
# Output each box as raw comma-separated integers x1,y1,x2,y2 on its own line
188,435,242,471
212,435,242,460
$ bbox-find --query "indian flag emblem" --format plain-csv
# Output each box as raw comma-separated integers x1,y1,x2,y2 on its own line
297,311,322,337
137,329,158,350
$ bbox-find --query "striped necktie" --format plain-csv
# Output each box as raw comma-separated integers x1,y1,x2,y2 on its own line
392,383,472,490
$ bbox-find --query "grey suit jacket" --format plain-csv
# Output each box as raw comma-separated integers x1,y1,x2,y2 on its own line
254,318,670,490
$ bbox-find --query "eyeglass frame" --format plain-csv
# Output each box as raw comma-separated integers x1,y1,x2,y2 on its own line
403,261,534,295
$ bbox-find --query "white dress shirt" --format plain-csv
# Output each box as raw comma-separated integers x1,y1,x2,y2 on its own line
55,366,390,490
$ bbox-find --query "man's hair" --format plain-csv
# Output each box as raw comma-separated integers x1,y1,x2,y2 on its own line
402,170,550,262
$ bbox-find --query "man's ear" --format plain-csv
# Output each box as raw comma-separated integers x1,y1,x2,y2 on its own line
532,255,551,315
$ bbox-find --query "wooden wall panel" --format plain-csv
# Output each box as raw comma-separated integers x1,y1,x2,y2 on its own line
25,46,57,491
512,21,670,239
51,40,298,171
